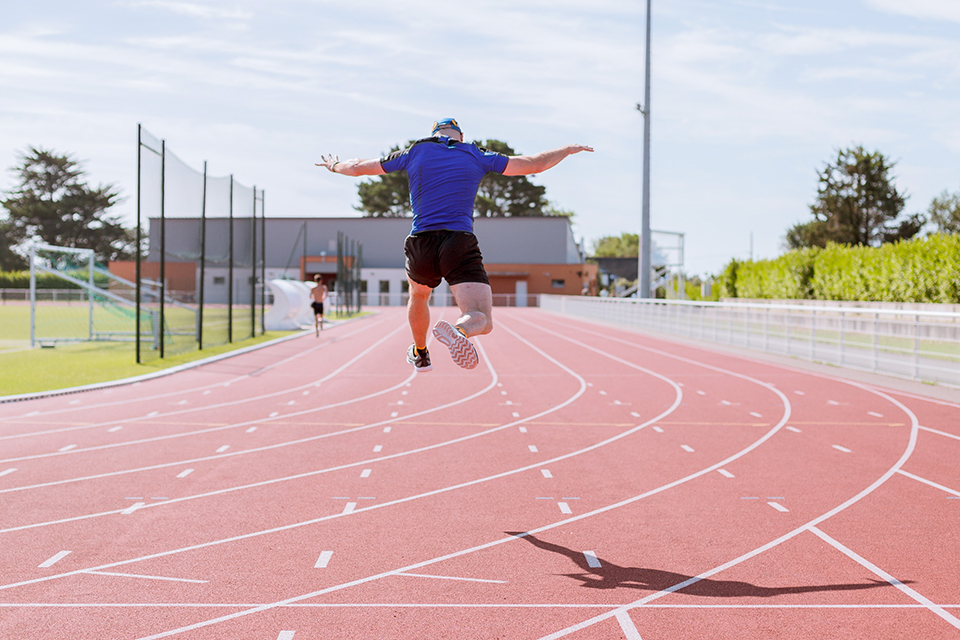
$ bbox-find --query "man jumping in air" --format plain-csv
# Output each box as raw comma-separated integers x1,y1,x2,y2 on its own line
310,274,328,335
317,118,592,371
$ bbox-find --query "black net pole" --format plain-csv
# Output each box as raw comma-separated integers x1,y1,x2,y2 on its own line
228,175,234,343
198,160,207,350
336,232,343,317
159,139,166,359
260,190,266,334
136,124,142,363
357,242,363,312
251,185,257,338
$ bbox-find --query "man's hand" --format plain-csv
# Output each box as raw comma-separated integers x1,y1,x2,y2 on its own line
315,155,385,177
316,154,340,173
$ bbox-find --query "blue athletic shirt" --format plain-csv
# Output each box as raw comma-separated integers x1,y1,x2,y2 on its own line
380,137,509,234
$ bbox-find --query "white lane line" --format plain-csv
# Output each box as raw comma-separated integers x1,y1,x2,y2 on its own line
613,400,622,405
342,503,356,515
541,469,552,478
767,502,789,513
786,426,802,433
390,412,398,418
749,412,763,418
121,502,146,515
696,390,705,396
519,427,527,433
203,390,211,395
286,401,296,406
25,411,41,417
630,412,640,418
680,445,694,453
827,400,840,406
245,427,257,433
303,391,311,396
58,445,77,452
717,469,734,479
373,445,383,453
832,445,852,453
897,470,960,497
39,551,71,568
512,412,520,418
108,426,123,433
720,400,732,406
398,573,507,584
652,426,664,433
528,445,539,453
216,445,230,453
599,391,607,396
583,551,602,569
794,390,805,395
505,400,513,405
383,427,392,433
360,469,372,478
558,502,572,514
919,425,960,442
0,468,16,478
269,412,279,418
809,526,960,630
176,469,194,479
277,631,295,640
314,551,333,569
500,390,507,395
146,411,159,418
868,411,884,418
84,571,208,584
177,400,188,406
615,610,644,640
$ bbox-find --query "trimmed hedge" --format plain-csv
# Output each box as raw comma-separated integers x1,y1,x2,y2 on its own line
719,234,960,303
0,270,109,290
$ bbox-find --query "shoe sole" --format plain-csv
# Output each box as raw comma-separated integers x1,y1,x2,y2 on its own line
432,321,478,370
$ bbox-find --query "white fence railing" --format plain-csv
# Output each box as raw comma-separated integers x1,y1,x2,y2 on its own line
540,295,960,388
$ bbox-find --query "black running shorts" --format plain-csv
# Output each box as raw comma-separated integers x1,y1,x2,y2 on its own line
404,230,490,288
311,301,324,315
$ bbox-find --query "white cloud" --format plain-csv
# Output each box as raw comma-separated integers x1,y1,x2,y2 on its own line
864,0,960,24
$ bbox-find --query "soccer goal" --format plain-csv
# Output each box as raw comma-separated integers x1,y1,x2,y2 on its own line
27,243,177,349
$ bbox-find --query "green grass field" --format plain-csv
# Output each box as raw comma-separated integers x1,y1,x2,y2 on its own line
0,302,366,397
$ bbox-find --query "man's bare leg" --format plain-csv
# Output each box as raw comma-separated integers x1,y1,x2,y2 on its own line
407,279,433,349
449,282,493,338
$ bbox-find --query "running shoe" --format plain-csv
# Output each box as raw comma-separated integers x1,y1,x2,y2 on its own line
406,344,432,372
432,320,479,369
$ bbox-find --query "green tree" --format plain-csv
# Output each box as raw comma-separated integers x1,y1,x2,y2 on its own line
0,219,28,270
928,189,960,234
355,139,561,218
2,147,134,262
785,145,917,249
592,232,638,257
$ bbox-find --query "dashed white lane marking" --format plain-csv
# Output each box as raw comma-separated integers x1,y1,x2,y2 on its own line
176,469,194,479
868,411,884,418
38,551,71,568
720,400,732,406
583,551,602,569
558,502,572,514
314,551,333,568
717,469,735,478
277,631,295,640
630,412,640,418
269,412,279,418
246,427,257,433
599,391,607,395
519,427,528,433
768,501,789,512
84,570,208,584
827,400,840,406
615,610,644,640
681,445,695,453
396,401,404,406
373,445,383,453
287,401,296,406
614,400,622,405
390,412,398,418
833,445,852,453
398,572,507,584
383,427,392,433
121,502,146,515
696,390,706,396
541,469,552,478
360,469,371,478
786,426,802,433
68,400,80,405
342,503,356,515
512,412,520,418
146,411,159,418
401,391,408,396
58,445,77,452
303,391,310,396
528,445,539,453
749,412,763,418
25,411,40,417
0,468,16,478
652,426,664,433
216,445,230,453
202,390,211,395
794,390,805,395
505,401,514,406
177,400,188,406
108,426,122,433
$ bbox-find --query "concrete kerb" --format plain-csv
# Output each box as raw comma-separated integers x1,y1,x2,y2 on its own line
0,313,375,405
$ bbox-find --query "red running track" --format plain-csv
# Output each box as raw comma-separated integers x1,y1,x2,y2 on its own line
1,307,959,639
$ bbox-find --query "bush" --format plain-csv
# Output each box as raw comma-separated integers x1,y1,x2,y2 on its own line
0,270,94,289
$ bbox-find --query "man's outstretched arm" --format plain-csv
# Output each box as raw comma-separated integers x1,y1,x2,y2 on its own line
502,144,593,176
316,154,385,177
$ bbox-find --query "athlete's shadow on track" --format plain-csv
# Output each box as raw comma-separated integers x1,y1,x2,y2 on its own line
505,532,907,597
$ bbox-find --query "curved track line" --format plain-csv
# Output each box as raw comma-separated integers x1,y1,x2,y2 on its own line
534,376,928,639
0,320,386,443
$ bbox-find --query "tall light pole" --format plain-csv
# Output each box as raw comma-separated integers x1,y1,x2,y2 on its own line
637,0,653,298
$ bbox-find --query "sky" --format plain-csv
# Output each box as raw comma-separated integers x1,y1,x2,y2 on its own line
2,0,959,276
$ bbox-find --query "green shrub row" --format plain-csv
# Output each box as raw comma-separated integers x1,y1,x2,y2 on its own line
716,234,960,303
0,270,110,289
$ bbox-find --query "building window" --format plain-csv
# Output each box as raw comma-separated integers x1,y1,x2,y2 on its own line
551,279,566,288
379,280,390,294
213,277,225,285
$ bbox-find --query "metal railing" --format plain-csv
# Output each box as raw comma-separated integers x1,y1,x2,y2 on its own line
540,295,960,387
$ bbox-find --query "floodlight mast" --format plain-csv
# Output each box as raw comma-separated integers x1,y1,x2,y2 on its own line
638,0,653,298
